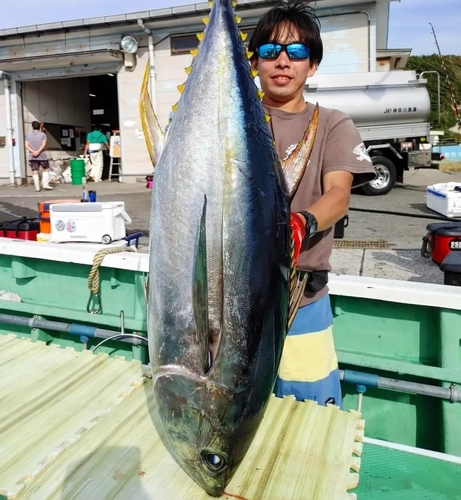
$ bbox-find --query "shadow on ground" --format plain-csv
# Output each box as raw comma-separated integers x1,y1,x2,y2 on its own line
0,201,38,223
366,249,443,284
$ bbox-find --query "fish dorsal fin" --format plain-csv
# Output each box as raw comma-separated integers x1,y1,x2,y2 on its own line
139,60,165,169
193,196,214,374
281,103,319,199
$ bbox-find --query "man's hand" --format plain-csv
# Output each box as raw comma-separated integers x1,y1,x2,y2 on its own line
31,150,39,157
290,212,306,266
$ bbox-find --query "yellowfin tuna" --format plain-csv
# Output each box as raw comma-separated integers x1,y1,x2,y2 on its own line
141,0,318,496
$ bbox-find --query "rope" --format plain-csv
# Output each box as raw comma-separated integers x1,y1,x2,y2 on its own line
87,246,136,313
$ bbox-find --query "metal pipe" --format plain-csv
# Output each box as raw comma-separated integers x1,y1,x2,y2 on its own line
340,369,461,403
420,70,441,128
0,313,147,346
137,19,157,109
0,71,16,186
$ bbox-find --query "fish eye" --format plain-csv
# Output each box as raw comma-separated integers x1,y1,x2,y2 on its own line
201,451,227,472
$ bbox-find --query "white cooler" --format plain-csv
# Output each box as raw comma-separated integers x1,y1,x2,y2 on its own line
426,182,461,218
50,202,132,244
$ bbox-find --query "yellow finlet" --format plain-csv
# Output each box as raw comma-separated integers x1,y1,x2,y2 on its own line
202,16,210,25
235,15,242,24
265,115,271,123
257,90,265,100
185,65,192,75
208,0,213,5
196,32,204,41
232,0,237,7
239,31,247,41
246,50,254,59
172,102,179,112
251,68,258,78
177,83,186,93
190,48,199,57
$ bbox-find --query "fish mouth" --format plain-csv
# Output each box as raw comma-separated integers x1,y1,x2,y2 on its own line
173,448,230,497
199,450,230,497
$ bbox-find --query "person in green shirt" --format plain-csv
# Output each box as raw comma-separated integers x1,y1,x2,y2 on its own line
84,126,109,182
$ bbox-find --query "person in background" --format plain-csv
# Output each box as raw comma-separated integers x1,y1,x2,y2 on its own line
25,120,54,191
84,126,109,182
248,0,376,408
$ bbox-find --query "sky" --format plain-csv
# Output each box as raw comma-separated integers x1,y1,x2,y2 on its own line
0,0,459,56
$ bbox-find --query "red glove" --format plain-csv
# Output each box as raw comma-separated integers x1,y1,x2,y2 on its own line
290,212,306,267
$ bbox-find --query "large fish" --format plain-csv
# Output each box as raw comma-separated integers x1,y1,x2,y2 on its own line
144,0,318,496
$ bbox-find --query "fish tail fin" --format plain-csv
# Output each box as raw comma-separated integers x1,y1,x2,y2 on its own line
193,196,212,373
281,103,320,199
139,59,165,168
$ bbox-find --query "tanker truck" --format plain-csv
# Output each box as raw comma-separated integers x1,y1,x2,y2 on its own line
303,70,432,195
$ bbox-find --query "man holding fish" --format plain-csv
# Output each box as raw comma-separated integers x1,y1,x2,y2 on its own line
249,0,376,409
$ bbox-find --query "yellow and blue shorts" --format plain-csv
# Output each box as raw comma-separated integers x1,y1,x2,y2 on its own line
274,294,342,408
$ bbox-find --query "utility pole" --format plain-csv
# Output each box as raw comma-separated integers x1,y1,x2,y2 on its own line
429,23,461,129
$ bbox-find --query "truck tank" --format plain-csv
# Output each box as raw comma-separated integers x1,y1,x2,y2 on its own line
302,71,431,128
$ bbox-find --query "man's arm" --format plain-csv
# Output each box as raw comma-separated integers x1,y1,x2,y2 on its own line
33,139,47,157
299,170,353,232
297,113,375,234
25,140,36,156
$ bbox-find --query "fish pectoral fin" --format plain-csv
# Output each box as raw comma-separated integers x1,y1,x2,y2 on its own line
193,195,212,374
281,103,319,199
139,59,165,169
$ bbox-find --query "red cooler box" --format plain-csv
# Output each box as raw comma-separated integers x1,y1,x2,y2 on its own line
1,217,40,241
421,222,461,265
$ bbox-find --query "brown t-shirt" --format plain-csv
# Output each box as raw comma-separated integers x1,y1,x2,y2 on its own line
264,102,376,305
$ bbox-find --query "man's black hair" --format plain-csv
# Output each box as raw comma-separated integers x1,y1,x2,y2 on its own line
248,0,323,66
32,120,41,130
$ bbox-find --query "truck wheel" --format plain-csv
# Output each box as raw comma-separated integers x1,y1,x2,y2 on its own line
362,156,397,196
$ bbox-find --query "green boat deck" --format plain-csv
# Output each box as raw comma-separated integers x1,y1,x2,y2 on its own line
1,334,460,500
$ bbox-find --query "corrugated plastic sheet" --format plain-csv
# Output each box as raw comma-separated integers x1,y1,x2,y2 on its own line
356,443,461,500
0,335,365,500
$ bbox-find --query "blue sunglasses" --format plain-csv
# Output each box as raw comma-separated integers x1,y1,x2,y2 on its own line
257,42,310,60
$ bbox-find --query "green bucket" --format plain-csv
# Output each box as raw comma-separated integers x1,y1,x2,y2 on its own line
70,159,86,186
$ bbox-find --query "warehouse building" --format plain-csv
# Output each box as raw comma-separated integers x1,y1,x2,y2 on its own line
0,0,399,185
